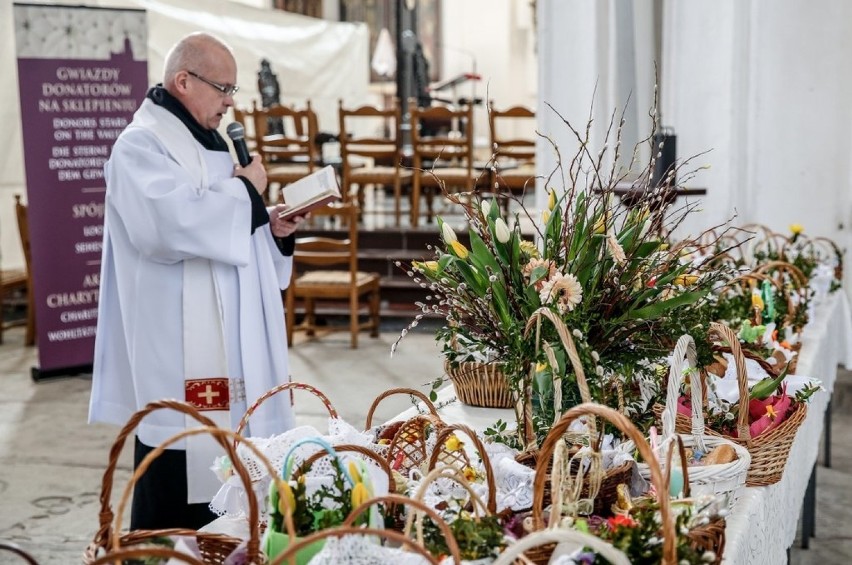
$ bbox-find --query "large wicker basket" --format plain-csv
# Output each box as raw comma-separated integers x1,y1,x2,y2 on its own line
672,323,809,487
444,360,515,408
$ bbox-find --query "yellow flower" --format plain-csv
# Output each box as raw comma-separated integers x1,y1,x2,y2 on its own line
463,466,478,482
276,480,296,515
548,189,557,211
348,461,362,483
541,209,551,224
535,361,548,372
751,291,765,311
351,481,370,507
519,240,539,258
765,405,777,421
444,434,463,452
414,260,438,273
593,215,607,234
450,240,469,259
789,223,804,235
673,273,699,286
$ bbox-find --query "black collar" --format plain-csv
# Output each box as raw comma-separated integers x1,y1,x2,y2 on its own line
146,85,229,152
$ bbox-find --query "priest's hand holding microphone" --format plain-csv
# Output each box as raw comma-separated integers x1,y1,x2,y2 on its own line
227,121,304,237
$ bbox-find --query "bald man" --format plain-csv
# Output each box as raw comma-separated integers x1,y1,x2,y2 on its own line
89,32,300,529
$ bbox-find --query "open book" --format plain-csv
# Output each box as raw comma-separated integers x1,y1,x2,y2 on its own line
277,165,341,220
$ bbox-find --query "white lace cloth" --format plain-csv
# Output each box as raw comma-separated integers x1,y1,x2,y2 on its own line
209,418,385,519
305,535,431,564
721,291,852,564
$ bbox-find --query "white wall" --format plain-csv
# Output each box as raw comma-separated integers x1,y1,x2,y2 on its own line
664,0,852,252
439,0,537,150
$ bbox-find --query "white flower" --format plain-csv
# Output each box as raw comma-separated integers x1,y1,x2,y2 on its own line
441,222,457,243
539,272,583,314
494,217,511,243
481,199,492,216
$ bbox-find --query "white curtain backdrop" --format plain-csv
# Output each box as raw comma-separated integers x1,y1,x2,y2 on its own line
537,0,852,290
0,0,368,270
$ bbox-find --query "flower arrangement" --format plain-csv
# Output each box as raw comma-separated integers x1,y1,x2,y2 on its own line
397,103,738,447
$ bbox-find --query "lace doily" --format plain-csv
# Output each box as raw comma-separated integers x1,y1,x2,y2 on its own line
305,535,431,565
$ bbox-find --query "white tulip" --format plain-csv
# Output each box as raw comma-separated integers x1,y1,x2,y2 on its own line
481,199,492,217
495,217,511,243
441,222,457,243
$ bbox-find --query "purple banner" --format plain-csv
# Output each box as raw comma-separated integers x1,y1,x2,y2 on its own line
14,4,147,372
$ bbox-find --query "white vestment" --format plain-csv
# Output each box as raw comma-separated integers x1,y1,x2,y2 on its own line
89,99,296,500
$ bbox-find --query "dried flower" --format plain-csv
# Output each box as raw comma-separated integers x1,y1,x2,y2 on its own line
607,233,627,264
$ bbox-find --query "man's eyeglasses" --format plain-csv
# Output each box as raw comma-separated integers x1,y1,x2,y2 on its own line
187,70,239,97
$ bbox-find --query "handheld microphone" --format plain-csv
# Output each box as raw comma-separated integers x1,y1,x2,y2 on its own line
226,122,252,167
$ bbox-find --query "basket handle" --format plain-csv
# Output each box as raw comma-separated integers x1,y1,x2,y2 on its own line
661,334,707,454
427,422,497,514
89,400,218,554
364,387,439,430
523,307,596,436
291,443,393,487
385,414,443,473
405,466,491,541
662,434,692,498
281,436,353,486
268,526,440,565
113,426,283,562
88,546,206,565
531,403,676,565
343,493,462,565
709,322,752,443
492,528,631,565
234,381,338,445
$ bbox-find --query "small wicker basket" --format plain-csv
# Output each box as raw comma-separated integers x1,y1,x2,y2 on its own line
444,360,515,408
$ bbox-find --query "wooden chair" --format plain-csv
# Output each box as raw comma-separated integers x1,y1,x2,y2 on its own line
232,103,257,152
285,203,381,348
409,102,484,226
338,101,412,226
0,195,32,345
252,101,319,197
488,102,536,215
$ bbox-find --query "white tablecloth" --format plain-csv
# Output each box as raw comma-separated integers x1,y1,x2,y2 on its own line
394,292,852,565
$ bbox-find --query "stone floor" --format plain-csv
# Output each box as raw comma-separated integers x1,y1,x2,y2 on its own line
0,323,850,564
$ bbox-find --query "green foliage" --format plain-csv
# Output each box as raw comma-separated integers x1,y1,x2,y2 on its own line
421,512,506,560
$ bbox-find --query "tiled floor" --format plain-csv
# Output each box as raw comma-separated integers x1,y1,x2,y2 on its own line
0,323,849,564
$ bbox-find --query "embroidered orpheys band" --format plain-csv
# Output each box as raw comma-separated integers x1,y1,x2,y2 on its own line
185,378,230,411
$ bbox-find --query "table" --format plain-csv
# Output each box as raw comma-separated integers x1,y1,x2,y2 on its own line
395,291,852,564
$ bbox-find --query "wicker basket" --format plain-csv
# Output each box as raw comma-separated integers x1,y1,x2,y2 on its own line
83,400,250,564
444,360,515,408
84,403,277,565
630,335,750,510
526,403,678,565
673,323,808,487
427,423,498,515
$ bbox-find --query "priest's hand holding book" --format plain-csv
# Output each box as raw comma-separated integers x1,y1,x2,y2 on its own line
269,204,306,237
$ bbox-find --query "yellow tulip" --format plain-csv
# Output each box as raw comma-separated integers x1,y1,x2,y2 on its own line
348,461,362,483
463,466,478,482
751,291,765,311
351,481,370,507
277,480,296,515
789,223,804,235
674,273,699,286
541,209,551,224
450,240,469,259
444,434,463,452
548,189,557,211
593,215,606,235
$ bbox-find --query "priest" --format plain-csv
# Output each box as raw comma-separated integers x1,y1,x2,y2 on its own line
88,32,302,530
